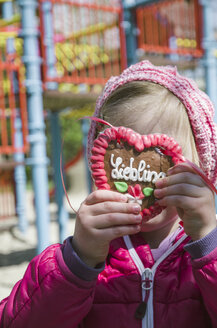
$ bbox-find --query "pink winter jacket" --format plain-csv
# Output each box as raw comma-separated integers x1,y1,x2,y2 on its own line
1,228,217,328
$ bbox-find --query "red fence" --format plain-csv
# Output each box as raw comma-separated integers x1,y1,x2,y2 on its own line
0,32,28,219
0,166,16,220
136,0,203,58
0,58,28,154
39,0,127,86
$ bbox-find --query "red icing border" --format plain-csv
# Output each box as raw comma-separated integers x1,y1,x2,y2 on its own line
90,127,185,220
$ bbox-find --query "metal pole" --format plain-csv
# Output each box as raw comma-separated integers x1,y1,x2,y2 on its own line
122,0,160,9
81,120,92,194
50,112,69,242
41,1,69,242
14,117,28,233
122,0,138,66
41,1,58,88
18,0,50,253
2,0,28,233
200,0,217,120
200,0,217,208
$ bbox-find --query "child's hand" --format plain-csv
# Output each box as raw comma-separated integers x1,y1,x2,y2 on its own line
72,190,142,268
154,163,217,241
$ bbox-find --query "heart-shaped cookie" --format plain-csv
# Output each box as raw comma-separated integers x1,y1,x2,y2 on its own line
90,126,185,220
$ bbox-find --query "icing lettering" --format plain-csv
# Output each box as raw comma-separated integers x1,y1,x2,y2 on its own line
110,154,166,183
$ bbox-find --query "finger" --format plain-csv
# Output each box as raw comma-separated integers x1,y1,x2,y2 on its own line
93,213,142,229
167,162,203,176
157,194,199,210
168,162,217,196
154,183,202,199
155,172,204,189
86,190,127,205
90,201,141,216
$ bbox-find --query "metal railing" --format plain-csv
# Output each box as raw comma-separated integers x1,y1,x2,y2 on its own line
0,26,28,221
0,165,16,219
39,0,127,86
0,36,28,154
136,0,203,58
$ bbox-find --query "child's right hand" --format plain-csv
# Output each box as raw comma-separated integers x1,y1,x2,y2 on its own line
72,190,142,268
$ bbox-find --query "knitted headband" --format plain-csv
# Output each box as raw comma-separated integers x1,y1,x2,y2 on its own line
87,60,217,186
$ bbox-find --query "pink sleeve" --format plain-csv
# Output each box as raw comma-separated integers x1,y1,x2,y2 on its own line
0,244,96,328
191,247,217,327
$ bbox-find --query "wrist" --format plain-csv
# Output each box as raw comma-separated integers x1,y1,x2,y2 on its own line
62,237,105,281
71,238,103,268
190,222,217,241
184,225,217,260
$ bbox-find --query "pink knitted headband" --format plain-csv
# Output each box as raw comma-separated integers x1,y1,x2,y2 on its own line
87,60,217,186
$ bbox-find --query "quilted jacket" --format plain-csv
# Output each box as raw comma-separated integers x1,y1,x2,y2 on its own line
1,228,217,328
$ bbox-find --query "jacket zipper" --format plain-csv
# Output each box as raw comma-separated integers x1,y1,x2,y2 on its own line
123,233,188,328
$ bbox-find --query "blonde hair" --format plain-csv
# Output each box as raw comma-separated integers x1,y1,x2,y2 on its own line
100,81,199,164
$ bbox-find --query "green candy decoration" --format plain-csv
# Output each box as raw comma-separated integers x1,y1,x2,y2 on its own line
114,182,128,193
143,187,154,197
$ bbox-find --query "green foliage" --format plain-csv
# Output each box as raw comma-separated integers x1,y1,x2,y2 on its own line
46,115,83,164
60,116,83,163
45,115,83,191
25,115,83,188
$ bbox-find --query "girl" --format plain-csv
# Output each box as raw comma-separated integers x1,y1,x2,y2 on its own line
1,60,217,328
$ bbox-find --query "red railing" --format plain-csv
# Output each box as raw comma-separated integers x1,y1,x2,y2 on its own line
39,0,127,86
0,13,28,220
0,166,16,219
0,58,28,154
136,0,203,58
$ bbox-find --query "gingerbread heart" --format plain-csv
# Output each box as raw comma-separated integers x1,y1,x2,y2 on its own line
90,126,185,220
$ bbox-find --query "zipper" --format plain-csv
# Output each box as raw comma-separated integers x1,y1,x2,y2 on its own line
135,268,153,320
123,233,187,328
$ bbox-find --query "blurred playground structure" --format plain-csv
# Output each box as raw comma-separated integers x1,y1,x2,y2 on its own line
0,0,217,253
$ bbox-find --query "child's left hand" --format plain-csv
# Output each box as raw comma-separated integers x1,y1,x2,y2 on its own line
154,163,217,241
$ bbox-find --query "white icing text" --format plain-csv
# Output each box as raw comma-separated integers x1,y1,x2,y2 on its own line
110,154,166,183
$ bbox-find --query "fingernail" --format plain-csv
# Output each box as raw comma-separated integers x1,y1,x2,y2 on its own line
134,225,141,232
167,167,174,175
134,214,142,222
133,205,141,213
154,189,162,198
155,179,164,188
